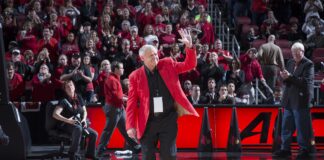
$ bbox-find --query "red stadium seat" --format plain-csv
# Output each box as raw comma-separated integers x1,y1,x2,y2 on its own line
251,39,266,49
312,48,324,64
236,16,251,26
276,39,291,48
242,24,259,35
282,48,292,60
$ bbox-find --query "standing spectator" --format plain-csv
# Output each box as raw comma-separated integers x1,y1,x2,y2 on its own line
54,54,68,83
37,28,59,65
81,55,97,103
195,5,211,23
274,42,314,159
96,60,111,104
97,61,140,156
210,39,233,71
57,6,73,40
240,48,266,103
258,34,285,91
201,52,225,90
7,62,25,102
198,12,215,45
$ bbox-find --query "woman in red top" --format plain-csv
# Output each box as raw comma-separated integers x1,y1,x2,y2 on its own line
16,21,38,54
61,32,80,58
96,60,111,104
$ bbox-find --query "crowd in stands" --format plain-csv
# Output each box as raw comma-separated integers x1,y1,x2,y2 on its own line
2,0,324,106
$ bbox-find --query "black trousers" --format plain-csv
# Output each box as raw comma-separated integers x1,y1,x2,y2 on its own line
98,105,138,151
261,65,279,91
140,111,178,160
58,123,98,157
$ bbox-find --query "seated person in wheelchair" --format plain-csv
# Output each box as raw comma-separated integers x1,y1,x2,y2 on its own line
53,80,98,159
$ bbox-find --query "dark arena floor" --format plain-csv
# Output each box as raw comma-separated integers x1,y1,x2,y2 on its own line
27,146,324,160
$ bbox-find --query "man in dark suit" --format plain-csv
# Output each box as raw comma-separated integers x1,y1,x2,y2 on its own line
187,85,207,105
274,42,315,158
126,29,199,160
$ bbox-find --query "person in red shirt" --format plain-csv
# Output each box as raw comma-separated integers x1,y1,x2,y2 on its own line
31,64,58,102
210,39,233,71
117,0,137,17
95,60,111,104
128,26,145,53
97,61,140,156
37,28,59,65
61,32,80,58
16,21,38,54
137,2,156,33
7,62,25,102
239,48,266,103
240,48,265,84
199,12,215,45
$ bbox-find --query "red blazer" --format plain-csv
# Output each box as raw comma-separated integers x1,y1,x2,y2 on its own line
126,48,199,139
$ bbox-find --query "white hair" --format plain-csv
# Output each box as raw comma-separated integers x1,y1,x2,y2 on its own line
291,42,304,51
139,44,157,57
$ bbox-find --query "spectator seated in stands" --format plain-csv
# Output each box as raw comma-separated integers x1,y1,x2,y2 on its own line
128,25,144,53
201,52,225,90
225,58,245,90
302,13,324,39
303,24,324,58
31,64,60,102
247,27,260,43
304,0,323,23
187,85,207,105
34,48,54,75
60,53,92,102
37,28,59,65
61,32,80,58
204,78,218,104
215,84,234,104
170,43,185,62
182,80,193,97
159,24,177,55
115,39,139,79
11,48,33,81
7,62,25,102
287,23,304,43
260,10,279,39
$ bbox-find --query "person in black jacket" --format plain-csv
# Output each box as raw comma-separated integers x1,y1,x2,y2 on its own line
53,80,98,159
274,42,314,159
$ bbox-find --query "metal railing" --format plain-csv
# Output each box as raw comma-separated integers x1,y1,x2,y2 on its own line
231,36,240,58
221,23,230,50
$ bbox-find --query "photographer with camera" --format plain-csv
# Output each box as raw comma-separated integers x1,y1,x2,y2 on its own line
53,80,98,160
